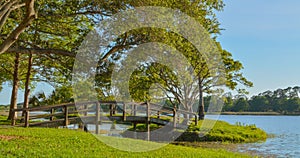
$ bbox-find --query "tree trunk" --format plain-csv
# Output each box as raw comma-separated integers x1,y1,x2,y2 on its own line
8,52,20,120
22,53,33,117
198,78,205,120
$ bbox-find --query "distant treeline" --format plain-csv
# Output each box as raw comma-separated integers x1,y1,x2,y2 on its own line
217,86,300,113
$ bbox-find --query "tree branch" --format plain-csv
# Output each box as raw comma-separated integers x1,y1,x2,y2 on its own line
0,7,11,31
11,3,26,10
69,10,111,17
0,1,15,20
0,0,36,55
7,47,75,57
100,33,128,61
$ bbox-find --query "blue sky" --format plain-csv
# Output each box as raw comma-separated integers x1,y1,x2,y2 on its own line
0,82,53,105
216,0,300,96
1,1,300,105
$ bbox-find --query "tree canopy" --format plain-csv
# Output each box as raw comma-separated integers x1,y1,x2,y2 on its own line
0,0,253,121
223,86,300,113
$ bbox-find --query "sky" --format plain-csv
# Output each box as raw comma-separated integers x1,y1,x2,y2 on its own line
1,0,300,105
216,0,300,96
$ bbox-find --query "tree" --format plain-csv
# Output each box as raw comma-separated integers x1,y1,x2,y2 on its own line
246,86,300,113
1,1,253,122
8,52,20,119
249,96,269,112
3,0,123,120
2,0,89,119
29,85,73,106
86,1,253,120
0,51,36,119
233,96,249,112
284,98,300,112
223,92,234,111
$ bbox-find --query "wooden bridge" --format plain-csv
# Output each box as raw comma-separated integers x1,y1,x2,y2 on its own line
11,101,198,139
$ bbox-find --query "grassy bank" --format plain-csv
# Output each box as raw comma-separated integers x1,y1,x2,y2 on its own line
221,111,300,115
221,112,281,115
0,127,251,158
180,120,267,143
127,120,267,143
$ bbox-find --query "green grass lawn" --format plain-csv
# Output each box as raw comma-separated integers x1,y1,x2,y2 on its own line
0,114,265,157
0,115,10,126
0,127,252,158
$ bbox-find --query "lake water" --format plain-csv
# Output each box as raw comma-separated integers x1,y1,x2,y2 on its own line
215,115,300,157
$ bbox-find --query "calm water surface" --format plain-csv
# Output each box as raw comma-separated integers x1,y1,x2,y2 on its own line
216,115,300,157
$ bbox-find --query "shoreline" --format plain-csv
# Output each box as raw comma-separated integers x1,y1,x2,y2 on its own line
172,142,267,157
221,111,300,116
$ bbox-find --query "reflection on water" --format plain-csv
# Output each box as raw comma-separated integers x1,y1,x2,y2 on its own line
214,115,300,157
24,111,131,137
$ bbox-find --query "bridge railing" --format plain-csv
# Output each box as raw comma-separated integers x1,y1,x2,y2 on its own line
11,101,198,131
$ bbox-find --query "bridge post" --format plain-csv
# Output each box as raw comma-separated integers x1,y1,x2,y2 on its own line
64,105,69,127
132,103,137,132
177,112,180,124
95,101,100,134
123,103,126,121
146,101,150,141
112,104,116,115
50,108,54,121
133,104,137,116
24,110,29,127
195,114,198,125
131,104,134,116
173,108,177,128
84,104,88,116
109,104,113,116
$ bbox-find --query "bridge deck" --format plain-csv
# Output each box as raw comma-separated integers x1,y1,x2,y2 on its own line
12,101,198,139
